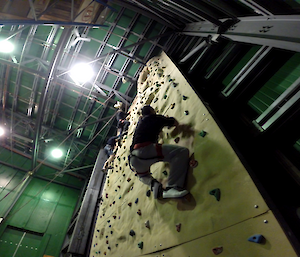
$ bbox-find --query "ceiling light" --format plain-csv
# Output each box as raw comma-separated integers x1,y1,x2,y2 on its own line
0,40,14,53
51,148,63,158
69,63,94,83
0,127,4,136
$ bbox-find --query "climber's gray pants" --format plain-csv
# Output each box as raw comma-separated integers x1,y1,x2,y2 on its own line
130,144,189,189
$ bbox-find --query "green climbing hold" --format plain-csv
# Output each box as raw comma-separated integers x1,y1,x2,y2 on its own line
209,188,221,201
164,94,167,99
138,242,144,249
163,170,168,176
199,130,207,137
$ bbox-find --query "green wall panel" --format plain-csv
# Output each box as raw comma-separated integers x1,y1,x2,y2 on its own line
1,176,80,257
0,167,23,217
88,27,108,41
126,62,139,77
132,16,150,34
80,38,101,57
222,45,261,86
35,26,53,41
0,227,43,257
112,55,126,70
248,52,300,114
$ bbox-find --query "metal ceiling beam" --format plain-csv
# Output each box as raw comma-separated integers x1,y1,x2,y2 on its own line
28,26,59,118
0,20,108,27
183,15,300,53
169,0,223,26
0,58,117,105
4,108,99,151
32,27,73,171
0,160,82,190
111,0,180,30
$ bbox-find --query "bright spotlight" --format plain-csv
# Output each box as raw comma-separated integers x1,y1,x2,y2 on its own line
0,40,14,53
51,149,63,158
69,63,94,83
0,127,4,136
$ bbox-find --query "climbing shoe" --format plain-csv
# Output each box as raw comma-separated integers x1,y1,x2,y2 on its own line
163,188,189,199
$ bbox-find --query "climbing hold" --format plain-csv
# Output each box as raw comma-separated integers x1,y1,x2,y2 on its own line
108,246,111,250
145,220,150,229
106,240,109,244
110,231,113,234
164,94,167,99
116,244,118,247
212,246,223,255
138,242,144,249
162,170,168,176
174,137,180,143
106,194,108,198
156,83,161,87
172,82,178,88
137,209,142,216
168,78,173,82
127,178,131,182
248,234,264,244
128,202,132,207
189,159,198,168
146,190,151,197
135,198,139,204
184,110,189,115
176,223,181,232
209,188,221,201
119,196,121,199
129,230,135,236
113,216,116,219
199,130,207,137
107,220,110,223
154,98,158,103
182,95,188,100
171,103,175,109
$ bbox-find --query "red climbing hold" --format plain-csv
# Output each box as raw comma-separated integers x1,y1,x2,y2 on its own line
212,246,223,255
137,209,142,215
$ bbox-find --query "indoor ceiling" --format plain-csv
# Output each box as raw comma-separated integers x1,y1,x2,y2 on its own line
0,0,299,181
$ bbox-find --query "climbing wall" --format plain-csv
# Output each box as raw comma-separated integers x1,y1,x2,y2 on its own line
89,52,298,257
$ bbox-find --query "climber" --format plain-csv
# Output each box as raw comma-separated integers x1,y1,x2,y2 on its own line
129,105,190,199
103,135,120,172
114,101,130,136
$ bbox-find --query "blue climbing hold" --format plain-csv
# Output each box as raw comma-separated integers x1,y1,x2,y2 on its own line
135,198,139,204
248,234,264,244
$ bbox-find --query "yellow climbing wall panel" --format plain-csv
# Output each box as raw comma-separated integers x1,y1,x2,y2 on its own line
89,52,297,257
